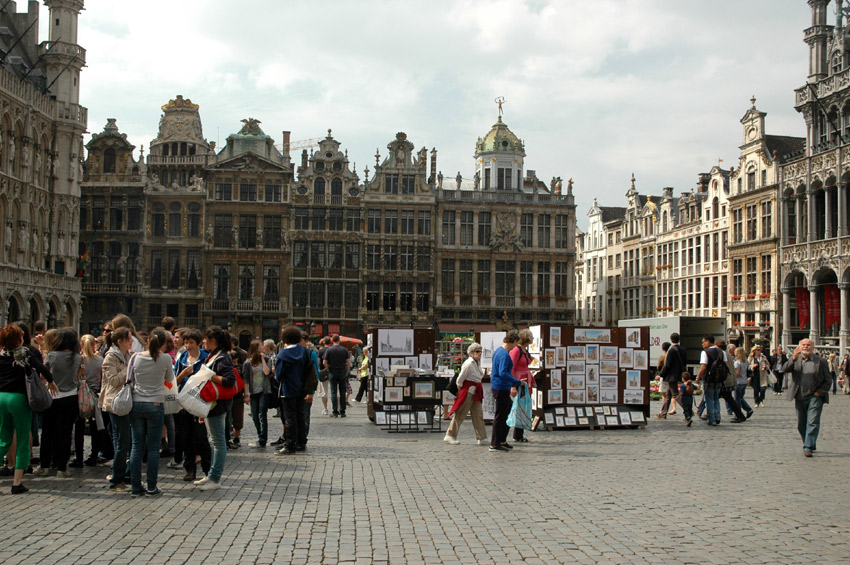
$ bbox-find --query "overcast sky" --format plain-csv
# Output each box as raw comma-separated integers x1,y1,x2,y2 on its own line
55,0,814,229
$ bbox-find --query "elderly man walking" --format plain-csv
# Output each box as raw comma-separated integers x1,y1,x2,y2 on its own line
782,339,831,457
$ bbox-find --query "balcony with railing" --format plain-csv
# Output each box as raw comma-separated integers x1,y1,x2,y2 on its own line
496,296,515,308
437,189,571,204
147,154,208,166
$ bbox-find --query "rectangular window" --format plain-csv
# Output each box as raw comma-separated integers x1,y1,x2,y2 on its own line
746,204,757,240
418,211,431,235
239,215,257,248
188,214,200,237
186,251,200,290
264,183,281,202
238,264,254,300
401,245,415,271
293,241,308,268
109,206,123,231
215,183,232,201
328,209,344,231
152,214,165,237
292,282,307,308
310,242,326,269
168,213,181,237
264,216,282,249
497,167,512,190
240,183,257,202
345,282,359,309
345,243,360,270
346,209,360,232
460,211,474,245
401,210,414,235
555,262,569,297
294,208,309,230
327,282,343,309
385,175,399,194
538,215,551,248
555,215,569,248
399,282,413,311
495,260,515,297
383,283,397,311
401,175,415,194
416,283,430,312
732,259,743,296
366,282,380,311
441,259,455,295
519,261,533,296
213,264,229,299
385,245,397,270
384,210,398,234
128,205,141,231
311,208,326,231
263,265,280,300
328,242,343,269
761,254,772,294
214,215,231,247
538,262,550,296
367,244,380,270
478,212,491,246
746,256,757,295
732,208,743,244
168,251,180,289
417,246,430,271
442,211,455,245
459,259,473,294
309,281,325,308
761,201,772,238
747,172,755,191
521,213,533,247
368,210,381,234
477,260,490,296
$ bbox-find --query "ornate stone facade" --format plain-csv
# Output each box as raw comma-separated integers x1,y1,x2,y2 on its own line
0,1,87,330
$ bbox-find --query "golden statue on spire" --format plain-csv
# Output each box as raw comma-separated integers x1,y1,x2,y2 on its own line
495,96,505,120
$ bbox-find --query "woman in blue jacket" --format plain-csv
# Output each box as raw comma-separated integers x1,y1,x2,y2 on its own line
489,330,521,452
173,328,210,482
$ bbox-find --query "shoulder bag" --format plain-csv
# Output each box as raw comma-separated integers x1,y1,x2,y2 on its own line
111,353,137,417
25,355,53,413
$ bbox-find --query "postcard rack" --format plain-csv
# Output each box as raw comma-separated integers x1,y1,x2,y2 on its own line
526,325,651,431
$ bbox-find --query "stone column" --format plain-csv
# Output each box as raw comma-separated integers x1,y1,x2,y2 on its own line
809,284,820,344
838,184,848,237
807,190,816,242
782,285,792,350
825,187,833,238
838,283,850,360
797,196,805,243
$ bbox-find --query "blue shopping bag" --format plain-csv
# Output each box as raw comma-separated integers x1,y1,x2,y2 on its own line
506,383,533,430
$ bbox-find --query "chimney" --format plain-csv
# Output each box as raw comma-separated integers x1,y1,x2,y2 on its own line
429,148,437,186
282,131,291,156
301,149,308,171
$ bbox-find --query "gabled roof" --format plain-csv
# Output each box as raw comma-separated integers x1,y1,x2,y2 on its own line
600,206,626,223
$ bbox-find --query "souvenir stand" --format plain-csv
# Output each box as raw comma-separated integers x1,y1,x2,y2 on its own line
368,327,448,433
528,325,651,430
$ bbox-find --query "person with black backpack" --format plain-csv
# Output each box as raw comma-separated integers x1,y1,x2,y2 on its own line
696,335,728,426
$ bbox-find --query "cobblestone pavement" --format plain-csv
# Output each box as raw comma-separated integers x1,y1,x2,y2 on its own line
1,392,849,564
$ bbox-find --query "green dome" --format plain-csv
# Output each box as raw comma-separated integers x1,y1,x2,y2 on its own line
475,117,525,155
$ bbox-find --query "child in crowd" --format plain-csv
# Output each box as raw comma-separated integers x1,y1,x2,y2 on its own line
675,371,695,427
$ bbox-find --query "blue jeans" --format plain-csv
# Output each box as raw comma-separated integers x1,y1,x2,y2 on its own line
794,395,825,452
329,369,347,415
109,412,131,487
205,412,227,483
704,381,722,424
734,384,753,414
249,393,269,444
128,402,164,494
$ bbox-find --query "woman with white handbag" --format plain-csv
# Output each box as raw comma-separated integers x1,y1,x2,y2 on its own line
101,327,133,491
194,326,237,491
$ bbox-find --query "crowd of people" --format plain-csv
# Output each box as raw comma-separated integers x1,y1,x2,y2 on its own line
0,314,367,495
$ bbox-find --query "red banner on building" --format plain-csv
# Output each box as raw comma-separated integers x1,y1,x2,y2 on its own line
824,284,841,328
796,287,810,329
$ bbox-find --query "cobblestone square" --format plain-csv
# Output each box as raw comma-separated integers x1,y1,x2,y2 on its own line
1,394,848,564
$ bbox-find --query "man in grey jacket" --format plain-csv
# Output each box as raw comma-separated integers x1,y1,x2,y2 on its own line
782,338,831,457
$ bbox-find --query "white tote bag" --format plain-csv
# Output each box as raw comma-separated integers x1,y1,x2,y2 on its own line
176,364,214,418
163,371,181,415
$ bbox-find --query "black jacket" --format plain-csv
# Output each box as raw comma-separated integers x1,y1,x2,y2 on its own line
660,343,687,384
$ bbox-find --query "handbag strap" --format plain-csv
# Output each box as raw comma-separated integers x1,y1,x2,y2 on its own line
126,353,139,385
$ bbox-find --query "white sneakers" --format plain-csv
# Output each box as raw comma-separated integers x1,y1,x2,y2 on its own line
193,476,210,486
198,480,221,491
477,439,487,446
321,409,329,415
247,442,264,448
443,435,459,445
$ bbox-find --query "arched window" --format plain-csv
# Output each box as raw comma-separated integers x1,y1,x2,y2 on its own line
331,178,342,195
712,197,719,220
103,148,116,173
314,177,325,195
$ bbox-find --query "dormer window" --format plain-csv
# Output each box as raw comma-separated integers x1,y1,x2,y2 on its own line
333,162,342,172
103,148,116,173
315,161,324,171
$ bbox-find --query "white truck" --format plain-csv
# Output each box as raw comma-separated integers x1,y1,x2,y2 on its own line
618,316,727,371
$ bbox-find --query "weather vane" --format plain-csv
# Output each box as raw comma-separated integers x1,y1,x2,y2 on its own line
495,96,505,119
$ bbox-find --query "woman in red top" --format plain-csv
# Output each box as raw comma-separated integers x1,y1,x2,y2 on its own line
510,329,536,443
